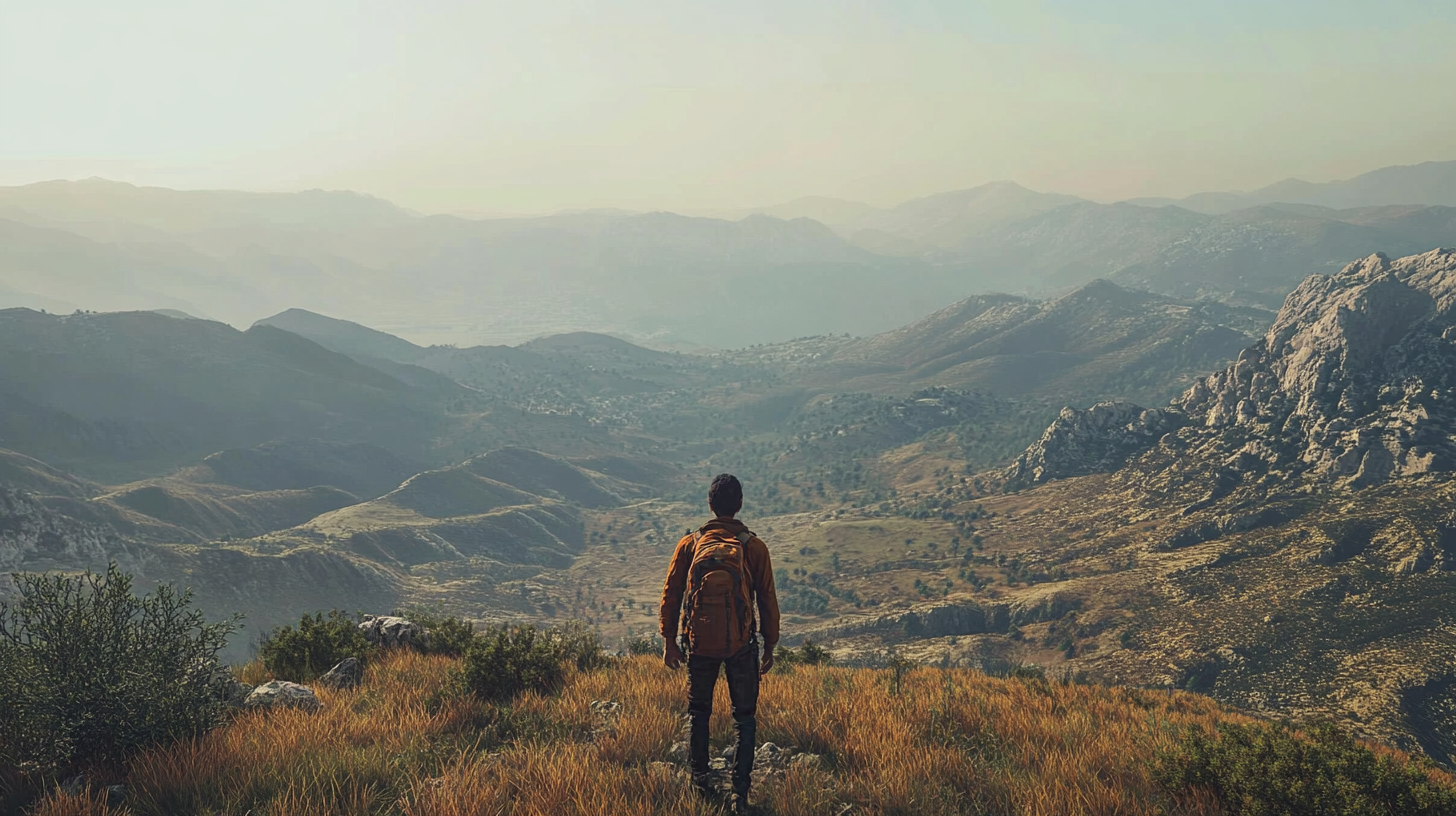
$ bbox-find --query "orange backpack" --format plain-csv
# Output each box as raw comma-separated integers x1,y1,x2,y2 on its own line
683,528,756,659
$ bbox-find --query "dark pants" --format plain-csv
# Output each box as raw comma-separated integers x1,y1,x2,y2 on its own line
687,641,760,795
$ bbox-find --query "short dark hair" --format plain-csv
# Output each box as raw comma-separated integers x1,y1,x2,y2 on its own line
708,473,743,517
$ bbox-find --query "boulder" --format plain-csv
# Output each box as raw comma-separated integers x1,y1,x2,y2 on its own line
244,680,322,712
359,614,427,649
317,657,363,690
219,675,254,707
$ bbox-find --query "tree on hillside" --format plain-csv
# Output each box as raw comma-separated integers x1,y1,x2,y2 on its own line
0,563,240,776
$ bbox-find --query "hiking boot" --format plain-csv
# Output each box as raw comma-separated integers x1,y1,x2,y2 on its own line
691,773,718,799
730,791,750,814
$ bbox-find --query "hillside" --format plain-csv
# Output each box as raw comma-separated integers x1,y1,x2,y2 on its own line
940,249,1456,762
0,442,665,657
845,181,1088,251
535,249,1456,770
817,280,1270,405
0,309,449,478
924,201,1456,305
8,172,1456,346
1129,159,1456,213
1,181,968,347
0,485,401,663
20,647,1453,816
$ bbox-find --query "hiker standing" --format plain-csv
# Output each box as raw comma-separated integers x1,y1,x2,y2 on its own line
659,473,780,813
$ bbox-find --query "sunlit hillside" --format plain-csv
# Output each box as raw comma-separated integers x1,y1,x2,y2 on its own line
21,649,1456,816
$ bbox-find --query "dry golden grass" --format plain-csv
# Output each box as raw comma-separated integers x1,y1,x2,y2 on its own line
24,650,1451,816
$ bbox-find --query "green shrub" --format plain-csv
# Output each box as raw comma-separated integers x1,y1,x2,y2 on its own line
625,632,665,656
0,564,239,776
552,619,609,673
1158,720,1456,816
773,638,834,672
1009,663,1046,682
460,622,606,702
258,610,373,682
395,606,477,657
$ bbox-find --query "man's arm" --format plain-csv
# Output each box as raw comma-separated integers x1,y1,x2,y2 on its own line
658,534,695,668
749,537,780,674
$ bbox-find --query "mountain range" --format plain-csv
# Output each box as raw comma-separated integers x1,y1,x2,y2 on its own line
5,233,1456,769
3,160,1454,345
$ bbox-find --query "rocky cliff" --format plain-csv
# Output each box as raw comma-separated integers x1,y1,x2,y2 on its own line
1009,248,1456,487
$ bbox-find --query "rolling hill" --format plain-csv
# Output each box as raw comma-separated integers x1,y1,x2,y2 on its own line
1127,159,1456,213
0,308,449,478
816,279,1272,405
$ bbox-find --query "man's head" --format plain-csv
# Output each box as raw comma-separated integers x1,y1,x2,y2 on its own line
708,473,743,518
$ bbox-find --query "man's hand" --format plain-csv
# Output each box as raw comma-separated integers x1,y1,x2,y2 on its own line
664,640,685,670
760,645,775,676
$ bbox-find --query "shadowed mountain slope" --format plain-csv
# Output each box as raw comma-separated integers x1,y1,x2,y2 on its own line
196,440,421,499
1128,159,1456,213
0,308,445,478
820,280,1271,405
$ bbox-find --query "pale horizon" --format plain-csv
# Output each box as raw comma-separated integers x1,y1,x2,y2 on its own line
4,1,1455,215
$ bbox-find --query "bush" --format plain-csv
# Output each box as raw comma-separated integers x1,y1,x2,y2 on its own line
773,638,834,672
1158,720,1456,816
395,606,477,657
460,622,605,702
258,610,373,682
1009,663,1046,682
0,564,239,776
625,632,665,657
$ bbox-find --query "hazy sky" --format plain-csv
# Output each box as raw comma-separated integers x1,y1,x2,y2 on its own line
3,0,1454,213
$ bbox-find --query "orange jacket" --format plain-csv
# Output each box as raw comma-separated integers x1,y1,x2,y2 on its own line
659,517,780,649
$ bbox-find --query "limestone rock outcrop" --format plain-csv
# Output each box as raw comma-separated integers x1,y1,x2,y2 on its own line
317,657,363,691
1005,402,1185,488
244,680,322,712
1007,249,1456,488
359,614,427,649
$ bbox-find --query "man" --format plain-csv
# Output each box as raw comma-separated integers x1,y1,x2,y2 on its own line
659,473,779,813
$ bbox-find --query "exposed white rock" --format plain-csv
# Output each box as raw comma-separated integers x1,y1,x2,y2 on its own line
359,614,427,648
1008,249,1456,488
244,680,322,712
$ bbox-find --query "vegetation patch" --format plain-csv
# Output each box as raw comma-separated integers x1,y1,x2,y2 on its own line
258,609,375,683
0,564,237,809
1158,720,1456,816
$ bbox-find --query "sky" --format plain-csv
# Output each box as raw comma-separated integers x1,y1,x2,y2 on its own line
2,0,1454,214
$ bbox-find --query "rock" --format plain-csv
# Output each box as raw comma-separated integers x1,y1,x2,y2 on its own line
1007,249,1456,489
1005,402,1187,488
244,680,322,712
219,675,254,707
791,752,823,769
107,785,126,807
317,657,363,690
59,775,86,796
589,700,622,739
359,615,427,648
755,742,785,767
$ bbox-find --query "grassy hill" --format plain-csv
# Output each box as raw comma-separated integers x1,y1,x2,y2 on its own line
21,649,1456,816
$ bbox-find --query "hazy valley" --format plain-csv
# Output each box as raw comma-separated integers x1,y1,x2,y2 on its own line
6,166,1456,811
